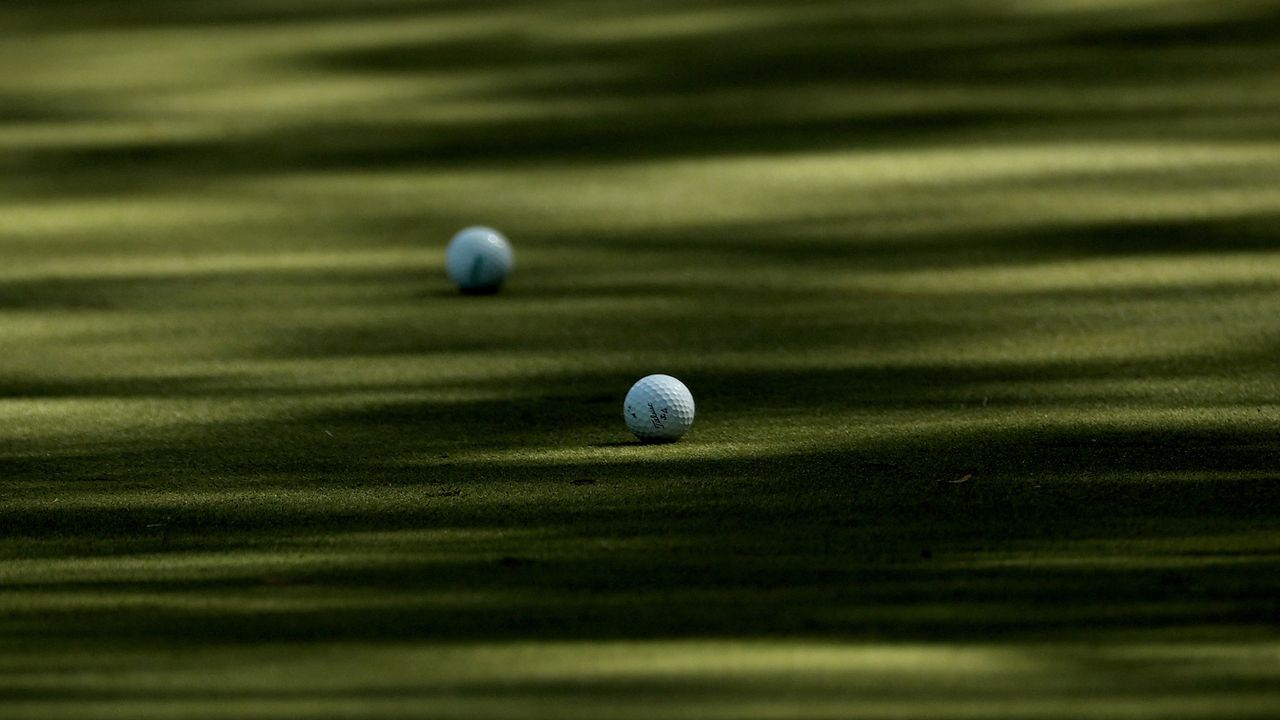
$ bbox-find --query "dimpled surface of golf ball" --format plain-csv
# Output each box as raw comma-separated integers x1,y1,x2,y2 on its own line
446,226,514,294
624,374,695,442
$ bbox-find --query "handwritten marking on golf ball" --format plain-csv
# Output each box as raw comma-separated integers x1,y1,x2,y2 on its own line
624,374,695,442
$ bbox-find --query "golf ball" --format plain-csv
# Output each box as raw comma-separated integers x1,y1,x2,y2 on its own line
624,374,695,442
446,226,514,294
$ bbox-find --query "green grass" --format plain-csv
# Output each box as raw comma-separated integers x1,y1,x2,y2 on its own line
3,1,1280,718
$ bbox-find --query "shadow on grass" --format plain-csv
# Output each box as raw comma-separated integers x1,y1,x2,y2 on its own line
545,213,1280,270
2,421,1278,645
1,210,1275,319
2,320,1278,645
0,0,510,32
4,1,1280,197
2,0,1279,655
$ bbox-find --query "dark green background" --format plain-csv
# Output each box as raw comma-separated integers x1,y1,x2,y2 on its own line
2,1,1279,717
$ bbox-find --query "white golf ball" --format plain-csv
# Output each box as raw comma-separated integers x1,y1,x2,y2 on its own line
624,374,695,443
446,226,514,294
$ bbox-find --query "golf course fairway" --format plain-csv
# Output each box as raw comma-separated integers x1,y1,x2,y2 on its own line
2,1,1279,718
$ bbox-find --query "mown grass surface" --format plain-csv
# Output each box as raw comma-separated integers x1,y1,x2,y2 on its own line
2,1,1280,718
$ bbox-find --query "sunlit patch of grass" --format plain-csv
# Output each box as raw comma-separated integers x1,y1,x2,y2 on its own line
2,640,1278,719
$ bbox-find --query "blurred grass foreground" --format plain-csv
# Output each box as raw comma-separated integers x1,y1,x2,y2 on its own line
2,1,1280,719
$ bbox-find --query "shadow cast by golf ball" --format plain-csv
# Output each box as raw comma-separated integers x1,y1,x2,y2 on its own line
415,287,507,300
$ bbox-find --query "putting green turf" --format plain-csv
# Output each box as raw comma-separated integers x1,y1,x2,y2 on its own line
3,1,1280,718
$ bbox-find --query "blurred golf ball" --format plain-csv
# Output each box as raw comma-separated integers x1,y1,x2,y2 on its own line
624,374,695,442
446,226,514,294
